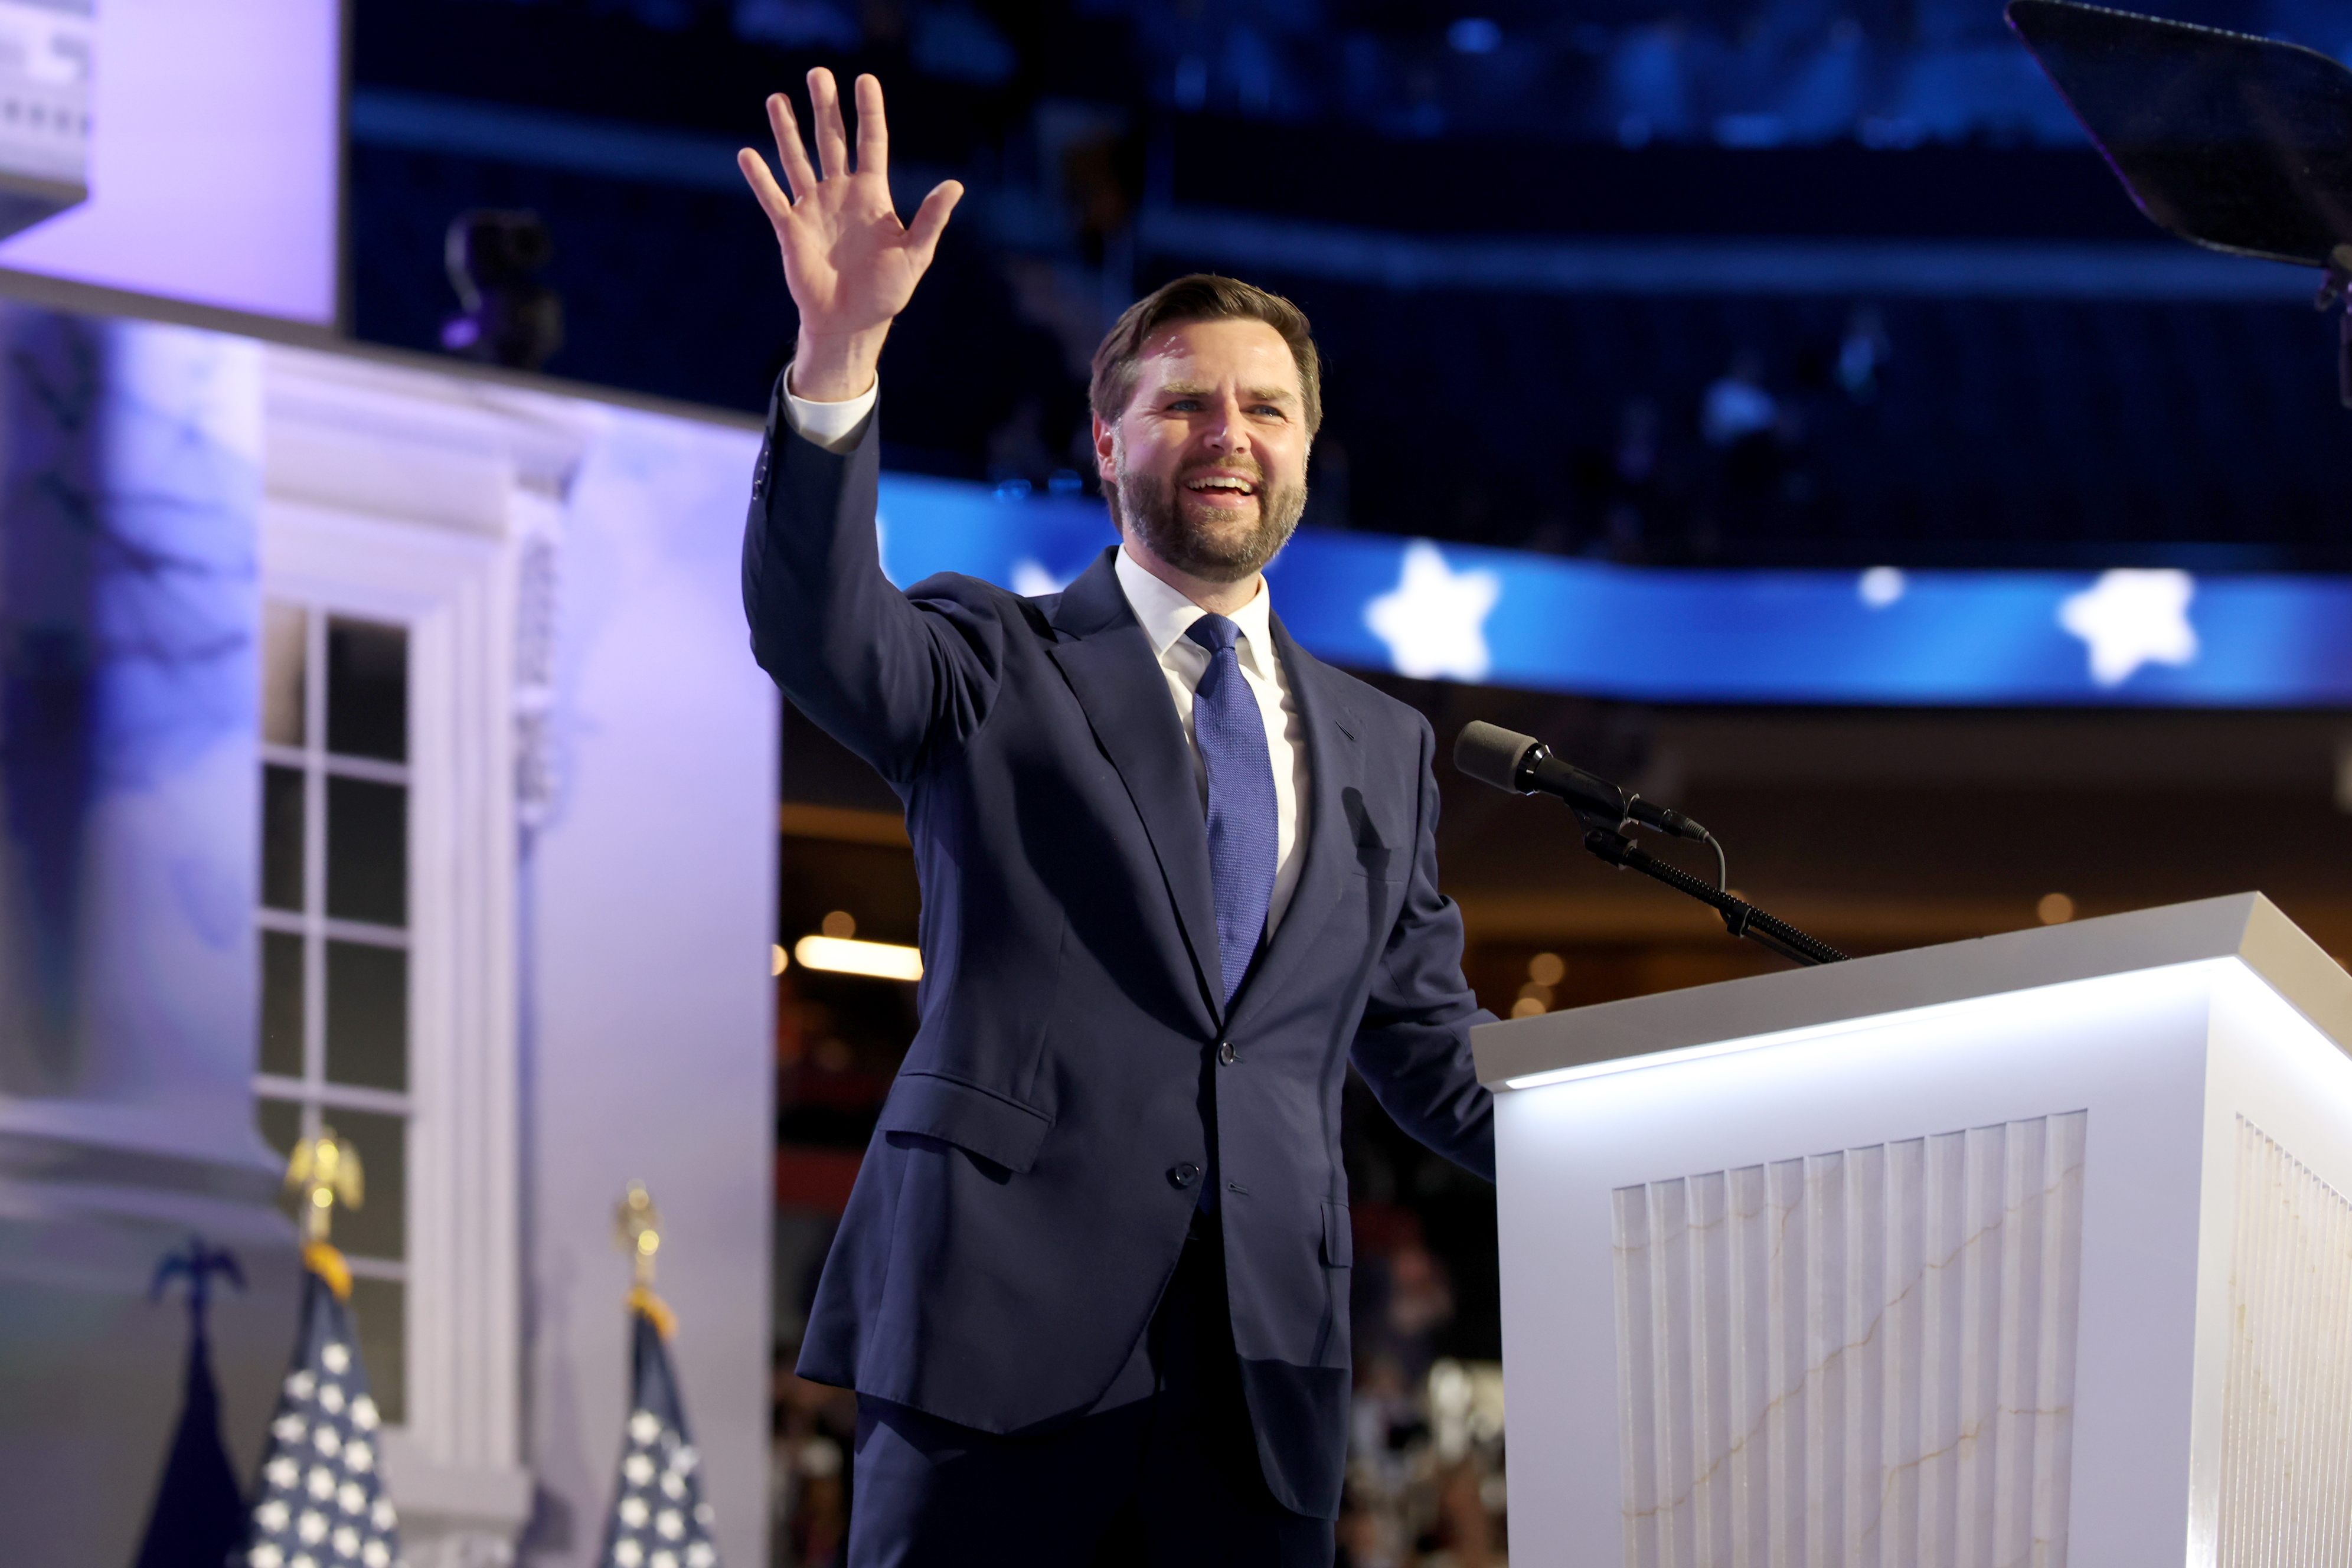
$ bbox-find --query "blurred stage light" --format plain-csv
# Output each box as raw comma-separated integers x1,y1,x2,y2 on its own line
1448,18,1502,54
794,936,923,982
771,943,789,976
2039,893,2077,925
1857,566,1907,609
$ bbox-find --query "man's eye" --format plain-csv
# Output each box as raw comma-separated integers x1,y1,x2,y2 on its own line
1165,398,1201,412
1250,405,1285,418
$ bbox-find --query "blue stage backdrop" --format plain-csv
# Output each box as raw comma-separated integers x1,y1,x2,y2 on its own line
874,475,2352,709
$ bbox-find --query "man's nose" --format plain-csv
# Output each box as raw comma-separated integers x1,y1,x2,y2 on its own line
1200,394,1250,452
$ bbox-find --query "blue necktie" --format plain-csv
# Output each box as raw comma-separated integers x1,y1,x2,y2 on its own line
1185,613,1278,1008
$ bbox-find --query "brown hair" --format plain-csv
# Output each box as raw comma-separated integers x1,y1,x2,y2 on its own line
1089,274,1323,437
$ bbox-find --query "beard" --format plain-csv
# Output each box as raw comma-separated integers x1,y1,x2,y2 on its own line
1114,457,1308,583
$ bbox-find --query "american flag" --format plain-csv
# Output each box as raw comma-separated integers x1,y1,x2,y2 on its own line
597,1304,720,1568
235,1261,401,1568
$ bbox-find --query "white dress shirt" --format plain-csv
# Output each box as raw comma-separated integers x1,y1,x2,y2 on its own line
785,373,877,453
782,370,1311,934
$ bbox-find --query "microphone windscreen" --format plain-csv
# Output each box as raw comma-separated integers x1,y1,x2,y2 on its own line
1453,721,1537,792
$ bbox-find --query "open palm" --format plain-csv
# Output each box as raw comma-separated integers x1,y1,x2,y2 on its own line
739,71,962,357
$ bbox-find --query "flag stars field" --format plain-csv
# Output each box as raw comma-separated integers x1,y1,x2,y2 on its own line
237,1273,400,1568
599,1326,722,1566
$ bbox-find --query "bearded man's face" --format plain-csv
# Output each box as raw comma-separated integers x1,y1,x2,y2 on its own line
1094,318,1311,584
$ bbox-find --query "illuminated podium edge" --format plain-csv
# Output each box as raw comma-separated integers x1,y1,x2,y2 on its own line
1472,892,2352,1565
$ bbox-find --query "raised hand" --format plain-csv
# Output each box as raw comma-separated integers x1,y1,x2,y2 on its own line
738,70,963,401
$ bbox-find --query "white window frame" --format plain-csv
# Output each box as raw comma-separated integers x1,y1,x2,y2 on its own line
255,597,419,1299
259,342,596,1553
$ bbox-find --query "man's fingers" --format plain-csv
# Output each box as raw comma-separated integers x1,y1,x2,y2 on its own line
903,180,965,272
766,93,819,204
737,148,796,226
853,73,888,182
809,67,850,184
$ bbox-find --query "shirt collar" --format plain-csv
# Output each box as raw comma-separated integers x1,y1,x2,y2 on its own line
1114,545,1276,674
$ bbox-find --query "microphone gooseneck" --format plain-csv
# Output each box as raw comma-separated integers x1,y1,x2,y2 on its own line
1452,720,1844,968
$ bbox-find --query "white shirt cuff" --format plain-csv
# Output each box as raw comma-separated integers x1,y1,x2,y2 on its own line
782,367,877,455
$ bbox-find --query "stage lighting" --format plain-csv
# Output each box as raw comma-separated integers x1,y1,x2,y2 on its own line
1447,18,1502,55
793,935,923,982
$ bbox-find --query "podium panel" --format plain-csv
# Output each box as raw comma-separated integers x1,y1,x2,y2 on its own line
1614,1113,2085,1563
1474,894,2352,1566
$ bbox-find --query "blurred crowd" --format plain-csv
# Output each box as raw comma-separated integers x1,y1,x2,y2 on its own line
457,0,2352,150
1337,1205,1508,1568
1567,303,1893,565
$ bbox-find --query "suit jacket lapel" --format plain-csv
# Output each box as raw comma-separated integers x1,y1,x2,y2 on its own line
1227,614,1360,1032
1045,549,1224,1026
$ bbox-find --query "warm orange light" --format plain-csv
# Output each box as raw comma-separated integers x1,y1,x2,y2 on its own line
794,935,923,981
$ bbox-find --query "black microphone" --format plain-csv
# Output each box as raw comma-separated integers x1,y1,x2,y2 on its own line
1453,721,1712,843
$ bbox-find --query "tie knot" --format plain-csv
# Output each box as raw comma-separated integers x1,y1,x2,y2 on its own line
1185,613,1242,657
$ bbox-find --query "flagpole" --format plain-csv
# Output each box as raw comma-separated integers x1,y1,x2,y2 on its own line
132,1238,249,1568
285,1126,364,1301
233,1129,402,1568
598,1181,723,1566
615,1179,677,1338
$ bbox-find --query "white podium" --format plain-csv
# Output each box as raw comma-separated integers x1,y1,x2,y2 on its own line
1474,893,2352,1567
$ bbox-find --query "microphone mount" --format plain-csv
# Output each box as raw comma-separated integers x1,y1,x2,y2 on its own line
1579,827,1848,968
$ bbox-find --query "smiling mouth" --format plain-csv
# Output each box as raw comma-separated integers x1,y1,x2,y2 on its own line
1182,475,1259,504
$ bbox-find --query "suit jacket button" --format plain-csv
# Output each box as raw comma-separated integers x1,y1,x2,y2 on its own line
1169,1163,1200,1190
1217,1041,1238,1066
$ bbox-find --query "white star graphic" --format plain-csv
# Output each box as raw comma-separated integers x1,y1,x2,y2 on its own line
1857,565,1906,609
1010,558,1072,597
2058,569,2198,687
1363,541,1501,682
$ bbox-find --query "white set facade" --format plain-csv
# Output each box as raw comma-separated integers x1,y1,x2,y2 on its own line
0,313,778,1567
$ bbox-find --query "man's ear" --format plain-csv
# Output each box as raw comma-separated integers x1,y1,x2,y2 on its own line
1092,414,1118,487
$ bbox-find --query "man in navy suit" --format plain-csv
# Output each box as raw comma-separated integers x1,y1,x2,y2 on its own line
739,70,1495,1567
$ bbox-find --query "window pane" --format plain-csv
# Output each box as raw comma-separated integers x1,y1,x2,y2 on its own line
259,931,305,1079
262,766,304,912
324,1109,404,1263
261,600,307,747
326,618,407,763
325,941,406,1093
326,778,406,927
347,1276,406,1427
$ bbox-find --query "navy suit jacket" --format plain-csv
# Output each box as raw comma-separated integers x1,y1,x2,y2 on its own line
741,397,1495,1520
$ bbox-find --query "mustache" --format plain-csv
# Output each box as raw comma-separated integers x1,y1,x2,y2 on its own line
1177,458,1267,487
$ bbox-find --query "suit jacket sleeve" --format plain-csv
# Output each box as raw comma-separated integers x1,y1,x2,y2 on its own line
740,378,1011,788
1349,715,1498,1181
